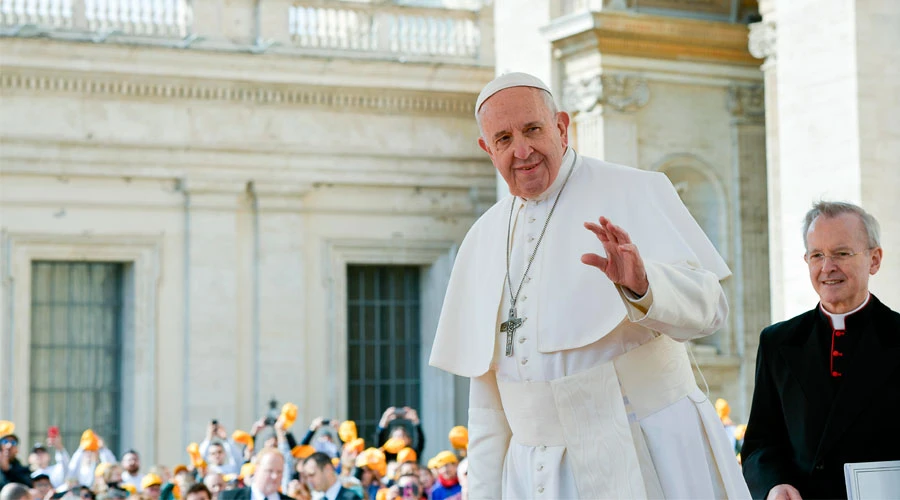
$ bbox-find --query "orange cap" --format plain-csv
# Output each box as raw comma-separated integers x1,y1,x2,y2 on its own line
448,426,468,450
382,437,406,454
280,403,298,430
80,429,100,452
239,462,255,479
232,430,254,451
396,447,417,464
291,445,316,460
344,438,365,454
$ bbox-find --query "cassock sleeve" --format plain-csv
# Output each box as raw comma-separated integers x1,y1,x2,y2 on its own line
740,330,799,498
616,260,727,341
467,370,511,500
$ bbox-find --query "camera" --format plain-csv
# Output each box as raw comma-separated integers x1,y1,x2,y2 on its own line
264,416,276,426
321,419,331,426
211,419,218,426
394,408,407,418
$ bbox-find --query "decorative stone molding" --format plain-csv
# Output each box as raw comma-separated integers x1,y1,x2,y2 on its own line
563,74,649,113
748,20,776,64
727,84,765,119
0,70,476,117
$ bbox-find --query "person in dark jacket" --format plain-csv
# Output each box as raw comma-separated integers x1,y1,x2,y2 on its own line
220,449,292,500
302,453,361,500
742,201,900,499
0,425,32,490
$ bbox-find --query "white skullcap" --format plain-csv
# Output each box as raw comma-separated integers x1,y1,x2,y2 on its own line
475,72,553,117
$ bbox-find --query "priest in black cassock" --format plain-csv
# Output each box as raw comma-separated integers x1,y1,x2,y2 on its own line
741,201,900,500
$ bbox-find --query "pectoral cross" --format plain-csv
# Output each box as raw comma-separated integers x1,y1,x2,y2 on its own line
500,307,525,356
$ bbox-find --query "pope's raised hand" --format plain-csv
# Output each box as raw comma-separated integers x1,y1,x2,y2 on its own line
581,217,649,296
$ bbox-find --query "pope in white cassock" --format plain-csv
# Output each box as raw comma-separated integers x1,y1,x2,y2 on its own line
429,72,752,499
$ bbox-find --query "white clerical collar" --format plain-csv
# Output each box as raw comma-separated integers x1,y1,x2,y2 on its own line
250,486,279,500
521,147,577,203
323,479,342,500
820,293,871,330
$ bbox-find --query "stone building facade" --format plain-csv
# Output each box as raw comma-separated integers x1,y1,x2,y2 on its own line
2,0,897,465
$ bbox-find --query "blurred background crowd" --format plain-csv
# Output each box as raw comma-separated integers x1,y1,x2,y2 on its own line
1,404,470,500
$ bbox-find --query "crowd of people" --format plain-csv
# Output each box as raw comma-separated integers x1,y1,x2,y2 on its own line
0,406,469,500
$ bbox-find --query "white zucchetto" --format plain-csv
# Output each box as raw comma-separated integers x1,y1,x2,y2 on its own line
475,72,553,117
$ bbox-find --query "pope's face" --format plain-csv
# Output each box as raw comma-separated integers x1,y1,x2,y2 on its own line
478,87,570,199
805,213,881,313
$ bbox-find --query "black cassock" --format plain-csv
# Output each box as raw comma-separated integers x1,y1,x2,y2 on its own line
741,294,900,499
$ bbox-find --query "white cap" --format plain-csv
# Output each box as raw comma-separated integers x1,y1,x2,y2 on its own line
475,72,553,117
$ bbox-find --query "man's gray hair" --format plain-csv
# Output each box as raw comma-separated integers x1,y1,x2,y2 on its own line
802,201,881,250
0,483,32,500
476,88,559,138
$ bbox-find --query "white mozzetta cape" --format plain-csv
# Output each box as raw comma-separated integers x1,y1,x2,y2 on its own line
429,153,731,377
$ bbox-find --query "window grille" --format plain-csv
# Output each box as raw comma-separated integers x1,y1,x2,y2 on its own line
347,265,421,446
29,261,124,454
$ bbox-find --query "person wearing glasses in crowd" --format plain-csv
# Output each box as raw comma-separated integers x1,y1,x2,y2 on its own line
742,201,900,500
0,424,32,489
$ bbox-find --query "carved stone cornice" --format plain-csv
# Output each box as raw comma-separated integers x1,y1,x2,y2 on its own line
0,70,476,117
727,84,764,119
543,10,758,66
748,20,776,65
563,74,650,114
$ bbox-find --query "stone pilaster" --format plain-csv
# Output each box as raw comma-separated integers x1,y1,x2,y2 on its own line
727,84,770,420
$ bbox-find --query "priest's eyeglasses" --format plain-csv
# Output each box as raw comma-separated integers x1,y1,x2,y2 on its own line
805,250,866,265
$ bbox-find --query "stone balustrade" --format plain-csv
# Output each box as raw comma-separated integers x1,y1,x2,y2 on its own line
0,0,489,64
0,0,191,37
290,2,480,59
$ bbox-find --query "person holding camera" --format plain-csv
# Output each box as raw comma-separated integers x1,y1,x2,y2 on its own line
199,422,243,476
375,408,424,463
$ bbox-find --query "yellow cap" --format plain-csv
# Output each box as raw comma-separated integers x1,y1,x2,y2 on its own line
448,426,468,450
331,457,340,468
396,447,417,464
172,464,189,476
432,451,458,468
121,485,137,495
141,473,163,490
0,421,14,437
339,421,358,443
94,463,112,478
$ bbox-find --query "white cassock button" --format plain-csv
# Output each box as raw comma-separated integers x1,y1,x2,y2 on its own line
539,445,547,452
537,487,544,494
521,358,528,365
521,295,527,301
528,217,536,223
525,276,532,282
528,236,535,242
518,337,526,344
537,464,544,471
